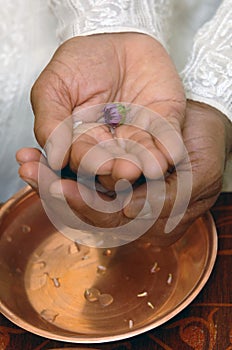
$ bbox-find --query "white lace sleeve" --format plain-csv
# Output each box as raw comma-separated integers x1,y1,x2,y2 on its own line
181,0,232,121
48,0,173,50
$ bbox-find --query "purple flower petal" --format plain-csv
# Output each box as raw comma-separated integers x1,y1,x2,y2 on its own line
103,104,124,127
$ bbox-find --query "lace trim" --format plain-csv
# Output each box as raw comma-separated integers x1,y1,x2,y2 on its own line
48,0,173,49
181,0,232,120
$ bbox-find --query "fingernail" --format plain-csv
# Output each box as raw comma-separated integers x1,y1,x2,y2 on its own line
22,178,38,189
49,181,64,200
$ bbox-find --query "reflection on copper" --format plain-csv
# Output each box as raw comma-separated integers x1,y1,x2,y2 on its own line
0,186,217,344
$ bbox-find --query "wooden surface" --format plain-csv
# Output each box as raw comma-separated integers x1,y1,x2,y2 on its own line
0,193,231,350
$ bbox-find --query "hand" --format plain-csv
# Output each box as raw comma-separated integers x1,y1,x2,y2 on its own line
16,101,232,244
31,33,185,184
123,100,232,234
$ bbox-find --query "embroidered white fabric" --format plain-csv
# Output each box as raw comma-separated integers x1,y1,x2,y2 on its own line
49,0,232,121
181,0,232,121
48,0,173,50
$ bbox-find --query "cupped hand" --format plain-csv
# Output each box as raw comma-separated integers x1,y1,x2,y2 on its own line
31,33,185,184
16,101,232,244
123,101,232,234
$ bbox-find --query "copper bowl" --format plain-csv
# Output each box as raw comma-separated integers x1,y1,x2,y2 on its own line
0,186,217,343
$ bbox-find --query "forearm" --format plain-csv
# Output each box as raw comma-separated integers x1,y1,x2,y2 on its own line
48,0,173,50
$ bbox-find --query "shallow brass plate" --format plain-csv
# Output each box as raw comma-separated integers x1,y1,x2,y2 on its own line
0,186,217,343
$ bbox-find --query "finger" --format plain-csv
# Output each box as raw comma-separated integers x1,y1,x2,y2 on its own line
115,124,168,179
111,156,142,183
71,124,117,175
97,175,122,191
97,174,137,192
123,159,192,233
31,71,73,170
18,161,91,234
150,113,185,166
123,101,225,238
123,179,168,219
16,147,43,164
18,160,58,194
130,107,185,166
49,179,129,228
119,174,188,245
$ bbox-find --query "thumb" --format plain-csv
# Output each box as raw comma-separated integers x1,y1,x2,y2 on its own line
124,161,192,234
129,102,186,168
31,70,73,170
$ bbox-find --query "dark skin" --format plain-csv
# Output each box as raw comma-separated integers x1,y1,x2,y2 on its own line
16,32,232,244
17,101,232,245
29,33,186,181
